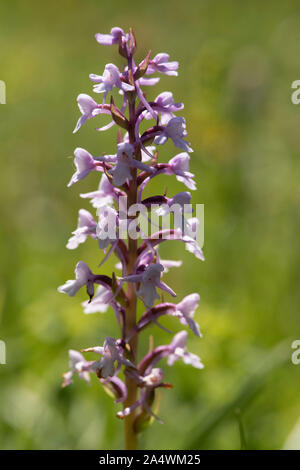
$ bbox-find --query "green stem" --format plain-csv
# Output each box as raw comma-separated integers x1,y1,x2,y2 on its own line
235,408,247,450
123,96,139,450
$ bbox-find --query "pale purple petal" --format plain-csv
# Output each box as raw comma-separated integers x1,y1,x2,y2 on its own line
95,27,125,46
82,285,110,314
67,209,97,250
156,281,176,298
68,148,98,187
58,279,81,297
137,281,161,308
138,77,160,86
147,53,179,76
100,376,128,403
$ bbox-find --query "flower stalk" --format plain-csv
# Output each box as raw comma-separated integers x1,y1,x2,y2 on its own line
123,96,139,449
58,26,205,450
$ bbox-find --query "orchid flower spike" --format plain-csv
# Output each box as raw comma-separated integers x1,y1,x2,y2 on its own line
59,27,205,446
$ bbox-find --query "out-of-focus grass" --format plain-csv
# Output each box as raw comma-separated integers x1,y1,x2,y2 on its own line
1,0,300,449
185,339,291,449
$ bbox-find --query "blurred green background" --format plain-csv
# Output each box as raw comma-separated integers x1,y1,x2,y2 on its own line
1,0,300,450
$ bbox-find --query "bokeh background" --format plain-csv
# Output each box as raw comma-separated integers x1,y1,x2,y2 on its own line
1,0,300,450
